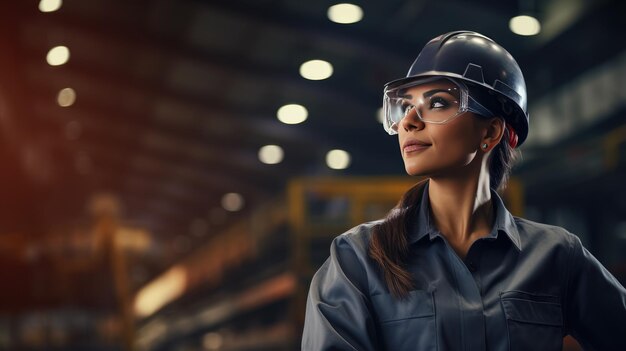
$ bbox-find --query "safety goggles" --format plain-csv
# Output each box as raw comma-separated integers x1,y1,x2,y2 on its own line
382,77,494,135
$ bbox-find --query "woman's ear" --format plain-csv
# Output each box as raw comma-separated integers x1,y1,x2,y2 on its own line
481,117,505,151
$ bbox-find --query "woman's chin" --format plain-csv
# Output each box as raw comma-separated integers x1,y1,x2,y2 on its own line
404,164,431,177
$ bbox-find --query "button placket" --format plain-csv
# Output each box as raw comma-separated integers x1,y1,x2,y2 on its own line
439,237,486,351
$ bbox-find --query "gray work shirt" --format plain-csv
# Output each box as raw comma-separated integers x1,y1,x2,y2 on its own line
302,182,626,350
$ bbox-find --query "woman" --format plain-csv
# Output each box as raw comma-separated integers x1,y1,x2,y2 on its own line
301,31,626,350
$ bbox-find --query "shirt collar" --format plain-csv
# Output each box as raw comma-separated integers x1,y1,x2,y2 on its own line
408,180,522,251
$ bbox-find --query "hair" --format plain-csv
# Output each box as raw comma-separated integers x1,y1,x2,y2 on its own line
368,119,520,298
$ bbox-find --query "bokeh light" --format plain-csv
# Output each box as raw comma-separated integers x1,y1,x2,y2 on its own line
326,149,351,170
46,46,70,66
327,3,364,24
277,104,308,124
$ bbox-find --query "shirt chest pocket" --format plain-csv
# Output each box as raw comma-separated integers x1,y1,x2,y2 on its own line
500,291,563,351
371,289,437,350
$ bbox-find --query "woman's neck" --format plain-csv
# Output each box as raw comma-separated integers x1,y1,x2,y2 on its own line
427,161,495,259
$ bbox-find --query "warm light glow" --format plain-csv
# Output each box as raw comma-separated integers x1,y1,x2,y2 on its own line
57,87,76,107
258,145,284,164
277,104,308,124
509,15,541,36
326,149,351,169
203,332,223,350
135,266,187,318
327,3,363,24
237,272,297,309
39,0,62,13
300,60,333,80
46,46,70,66
222,193,244,212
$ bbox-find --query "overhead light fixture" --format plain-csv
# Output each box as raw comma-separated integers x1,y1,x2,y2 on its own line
39,0,62,13
509,15,541,36
300,60,333,80
277,104,308,124
46,46,70,66
258,145,284,165
222,193,245,212
326,149,351,170
328,3,363,24
57,87,76,107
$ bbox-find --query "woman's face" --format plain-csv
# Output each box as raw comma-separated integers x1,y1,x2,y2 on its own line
397,79,489,177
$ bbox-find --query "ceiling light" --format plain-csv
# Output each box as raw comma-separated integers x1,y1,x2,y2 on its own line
277,104,308,124
221,193,244,212
258,144,284,164
300,60,333,80
39,0,62,13
57,87,76,107
509,15,541,36
46,46,70,66
328,3,363,24
326,149,351,170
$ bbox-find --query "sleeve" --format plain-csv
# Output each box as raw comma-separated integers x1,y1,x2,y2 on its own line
564,234,626,350
301,235,380,351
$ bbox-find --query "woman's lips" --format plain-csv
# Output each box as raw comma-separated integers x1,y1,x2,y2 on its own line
403,143,431,154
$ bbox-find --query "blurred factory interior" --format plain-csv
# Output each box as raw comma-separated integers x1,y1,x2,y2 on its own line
0,0,625,350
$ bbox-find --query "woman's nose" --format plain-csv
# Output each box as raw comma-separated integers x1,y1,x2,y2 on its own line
400,107,425,132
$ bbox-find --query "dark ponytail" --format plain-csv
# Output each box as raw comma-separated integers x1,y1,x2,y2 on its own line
368,180,426,298
369,128,520,298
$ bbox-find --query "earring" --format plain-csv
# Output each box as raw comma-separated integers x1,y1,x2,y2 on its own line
482,143,488,150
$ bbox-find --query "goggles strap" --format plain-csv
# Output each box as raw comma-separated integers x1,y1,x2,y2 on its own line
467,95,495,118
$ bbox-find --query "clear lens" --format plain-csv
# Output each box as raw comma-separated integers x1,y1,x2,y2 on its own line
382,77,469,135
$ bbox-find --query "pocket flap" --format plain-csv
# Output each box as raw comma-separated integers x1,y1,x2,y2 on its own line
501,291,562,327
371,289,434,323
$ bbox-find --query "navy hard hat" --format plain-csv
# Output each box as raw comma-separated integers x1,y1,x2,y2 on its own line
384,31,529,147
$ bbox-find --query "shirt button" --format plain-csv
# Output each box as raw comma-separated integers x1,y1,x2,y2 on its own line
467,262,477,272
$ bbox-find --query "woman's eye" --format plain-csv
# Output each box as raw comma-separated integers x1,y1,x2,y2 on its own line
402,104,414,115
429,97,448,109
